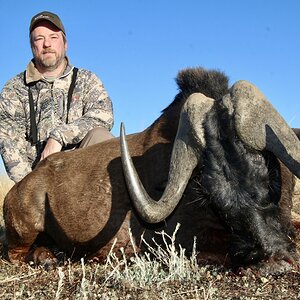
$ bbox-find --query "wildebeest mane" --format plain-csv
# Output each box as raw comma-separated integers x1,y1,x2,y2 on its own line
162,67,230,114
151,67,230,138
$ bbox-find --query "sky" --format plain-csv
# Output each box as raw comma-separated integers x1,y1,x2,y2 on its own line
0,0,300,176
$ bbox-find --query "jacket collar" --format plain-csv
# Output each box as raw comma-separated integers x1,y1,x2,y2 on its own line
25,57,73,85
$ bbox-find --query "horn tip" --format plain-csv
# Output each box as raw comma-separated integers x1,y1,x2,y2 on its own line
120,122,126,136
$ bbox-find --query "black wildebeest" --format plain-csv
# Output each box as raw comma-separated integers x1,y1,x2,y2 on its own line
2,67,300,274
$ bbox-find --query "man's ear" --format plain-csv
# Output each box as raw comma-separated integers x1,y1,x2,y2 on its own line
65,40,68,52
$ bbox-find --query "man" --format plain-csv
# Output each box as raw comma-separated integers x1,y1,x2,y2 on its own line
0,11,114,183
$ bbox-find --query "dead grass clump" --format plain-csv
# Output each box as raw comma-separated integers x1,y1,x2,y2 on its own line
0,174,13,207
103,224,208,286
0,175,13,239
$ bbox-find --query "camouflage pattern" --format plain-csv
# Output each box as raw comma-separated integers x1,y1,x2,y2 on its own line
0,59,114,182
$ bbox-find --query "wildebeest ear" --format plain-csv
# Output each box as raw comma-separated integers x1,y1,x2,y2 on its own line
230,80,300,179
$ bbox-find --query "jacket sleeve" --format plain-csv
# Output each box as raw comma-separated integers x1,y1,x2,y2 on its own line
0,81,32,182
49,72,114,146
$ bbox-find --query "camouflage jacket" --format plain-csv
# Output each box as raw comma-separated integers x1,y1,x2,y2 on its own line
0,58,114,182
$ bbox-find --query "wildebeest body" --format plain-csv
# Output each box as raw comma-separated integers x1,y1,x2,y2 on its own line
2,67,298,272
4,121,223,261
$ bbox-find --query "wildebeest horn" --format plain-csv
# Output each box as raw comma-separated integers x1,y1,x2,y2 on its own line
231,80,300,179
120,93,215,223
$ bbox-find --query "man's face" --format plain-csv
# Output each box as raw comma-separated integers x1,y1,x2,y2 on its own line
31,20,67,72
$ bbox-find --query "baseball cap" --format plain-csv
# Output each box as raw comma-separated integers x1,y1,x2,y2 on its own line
29,11,66,35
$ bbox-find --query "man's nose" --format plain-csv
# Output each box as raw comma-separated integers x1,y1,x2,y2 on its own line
43,37,52,47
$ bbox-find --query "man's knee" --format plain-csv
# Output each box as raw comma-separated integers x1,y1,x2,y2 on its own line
80,127,114,148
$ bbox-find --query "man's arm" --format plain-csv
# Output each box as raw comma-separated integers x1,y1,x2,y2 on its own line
0,82,32,182
0,137,32,182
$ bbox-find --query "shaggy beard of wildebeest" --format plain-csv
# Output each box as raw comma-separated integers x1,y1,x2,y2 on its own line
2,67,300,275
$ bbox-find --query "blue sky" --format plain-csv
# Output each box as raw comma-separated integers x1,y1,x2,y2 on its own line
0,0,299,175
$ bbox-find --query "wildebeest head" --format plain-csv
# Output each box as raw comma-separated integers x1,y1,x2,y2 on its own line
120,67,300,268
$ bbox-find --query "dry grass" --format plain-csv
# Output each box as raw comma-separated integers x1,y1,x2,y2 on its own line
0,227,299,299
0,175,13,226
0,175,13,200
0,177,300,299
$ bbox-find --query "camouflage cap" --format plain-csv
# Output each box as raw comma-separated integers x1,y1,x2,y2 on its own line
30,11,66,35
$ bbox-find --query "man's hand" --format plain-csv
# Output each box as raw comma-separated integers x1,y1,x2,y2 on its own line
40,138,62,160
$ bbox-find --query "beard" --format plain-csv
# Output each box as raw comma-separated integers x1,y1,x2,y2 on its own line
35,49,65,72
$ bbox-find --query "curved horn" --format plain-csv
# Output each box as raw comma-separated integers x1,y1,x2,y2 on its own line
120,93,214,223
230,80,300,178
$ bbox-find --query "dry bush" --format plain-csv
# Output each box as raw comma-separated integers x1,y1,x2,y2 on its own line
0,175,13,227
0,175,13,201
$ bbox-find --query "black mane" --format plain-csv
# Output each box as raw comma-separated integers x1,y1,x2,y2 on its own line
162,66,230,113
152,67,230,138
